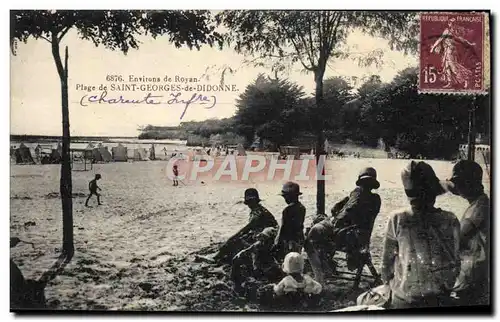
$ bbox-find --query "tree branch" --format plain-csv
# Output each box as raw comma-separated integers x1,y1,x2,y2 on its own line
39,35,51,43
50,30,65,79
58,26,72,42
292,13,315,68
276,16,314,71
327,12,343,54
64,46,69,78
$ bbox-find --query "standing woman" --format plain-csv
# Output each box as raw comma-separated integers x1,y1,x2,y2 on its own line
381,161,461,309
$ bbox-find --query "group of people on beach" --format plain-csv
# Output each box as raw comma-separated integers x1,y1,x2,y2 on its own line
197,159,490,310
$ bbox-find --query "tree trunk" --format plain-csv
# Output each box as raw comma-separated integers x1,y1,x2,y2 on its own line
51,35,74,260
314,69,326,215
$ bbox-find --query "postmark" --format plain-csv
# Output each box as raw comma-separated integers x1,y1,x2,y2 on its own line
419,12,488,95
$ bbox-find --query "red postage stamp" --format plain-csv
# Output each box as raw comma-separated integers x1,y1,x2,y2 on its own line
419,12,488,94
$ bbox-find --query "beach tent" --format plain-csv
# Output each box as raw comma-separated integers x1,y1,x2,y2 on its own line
98,146,112,162
189,148,209,161
149,144,156,160
133,148,148,161
127,148,136,160
56,143,62,156
34,144,42,158
138,148,149,160
91,148,103,162
15,143,35,164
112,144,128,162
49,148,62,164
237,143,246,156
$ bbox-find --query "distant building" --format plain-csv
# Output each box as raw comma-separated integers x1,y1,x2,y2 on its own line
458,144,490,165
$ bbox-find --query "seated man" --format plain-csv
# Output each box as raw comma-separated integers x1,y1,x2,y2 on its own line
196,188,278,265
305,167,381,284
230,227,284,294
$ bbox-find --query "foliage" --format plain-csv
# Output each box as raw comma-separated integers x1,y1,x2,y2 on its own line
219,10,419,214
10,9,223,258
234,74,306,149
217,11,417,76
11,10,222,55
354,67,490,159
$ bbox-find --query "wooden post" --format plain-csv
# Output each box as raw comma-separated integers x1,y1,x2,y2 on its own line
467,98,477,161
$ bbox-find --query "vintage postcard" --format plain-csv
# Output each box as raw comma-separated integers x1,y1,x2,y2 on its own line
10,10,491,313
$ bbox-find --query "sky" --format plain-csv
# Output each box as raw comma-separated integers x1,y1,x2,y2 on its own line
10,17,417,137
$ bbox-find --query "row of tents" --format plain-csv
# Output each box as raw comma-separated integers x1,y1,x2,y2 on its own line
10,142,153,165
12,142,250,165
72,143,151,163
88,143,149,162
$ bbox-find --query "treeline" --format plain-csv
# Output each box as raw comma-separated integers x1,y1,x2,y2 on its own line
231,69,489,159
139,68,490,159
138,118,245,146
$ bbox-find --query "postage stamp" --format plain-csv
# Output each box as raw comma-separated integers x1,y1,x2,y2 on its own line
419,12,488,95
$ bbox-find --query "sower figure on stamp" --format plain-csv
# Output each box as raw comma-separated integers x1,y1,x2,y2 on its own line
442,160,490,306
430,18,476,89
305,167,381,285
85,174,102,207
196,188,278,265
273,182,306,263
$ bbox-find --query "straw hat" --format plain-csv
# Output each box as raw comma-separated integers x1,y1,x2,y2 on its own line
282,252,304,274
401,161,445,198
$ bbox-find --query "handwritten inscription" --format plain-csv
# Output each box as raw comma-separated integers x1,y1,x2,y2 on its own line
80,91,217,120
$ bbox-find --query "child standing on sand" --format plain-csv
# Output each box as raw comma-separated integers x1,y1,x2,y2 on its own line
85,174,102,207
172,165,179,186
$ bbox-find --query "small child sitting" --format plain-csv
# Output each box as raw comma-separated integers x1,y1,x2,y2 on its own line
273,252,322,296
258,252,322,309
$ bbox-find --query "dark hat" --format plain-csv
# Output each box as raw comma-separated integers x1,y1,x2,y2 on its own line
401,161,445,198
443,160,483,195
280,181,302,196
355,167,380,189
244,188,261,204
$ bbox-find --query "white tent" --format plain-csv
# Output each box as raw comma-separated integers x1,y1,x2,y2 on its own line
236,143,246,156
112,144,128,162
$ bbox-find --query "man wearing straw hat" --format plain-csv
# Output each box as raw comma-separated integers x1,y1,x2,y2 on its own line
196,188,278,265
442,160,490,306
273,182,306,262
305,167,382,284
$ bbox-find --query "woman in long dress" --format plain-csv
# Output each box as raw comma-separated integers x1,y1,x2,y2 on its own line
430,19,476,89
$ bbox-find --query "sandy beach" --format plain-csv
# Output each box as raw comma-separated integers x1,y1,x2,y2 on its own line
10,158,489,311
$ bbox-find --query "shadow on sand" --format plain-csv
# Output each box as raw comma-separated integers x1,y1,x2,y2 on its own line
11,246,73,312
